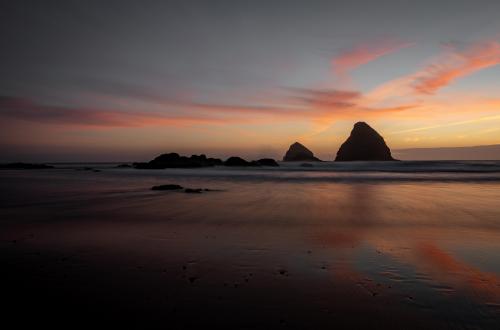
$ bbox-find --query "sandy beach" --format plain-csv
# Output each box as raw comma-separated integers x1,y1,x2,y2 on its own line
1,163,500,328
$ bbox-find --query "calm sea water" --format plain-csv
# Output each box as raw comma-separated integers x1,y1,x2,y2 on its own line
1,161,500,328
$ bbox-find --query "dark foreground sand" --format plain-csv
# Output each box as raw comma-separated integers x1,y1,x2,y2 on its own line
1,167,500,329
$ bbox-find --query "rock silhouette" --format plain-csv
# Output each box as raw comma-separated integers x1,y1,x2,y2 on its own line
224,157,279,167
283,142,321,161
335,122,395,161
134,153,223,169
256,158,279,167
184,188,203,193
151,184,184,191
115,164,132,168
135,153,279,169
224,156,254,167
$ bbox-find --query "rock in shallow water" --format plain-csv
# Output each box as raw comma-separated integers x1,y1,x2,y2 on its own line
184,188,203,193
151,184,184,191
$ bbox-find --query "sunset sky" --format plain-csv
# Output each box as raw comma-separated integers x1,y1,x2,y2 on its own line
1,0,500,161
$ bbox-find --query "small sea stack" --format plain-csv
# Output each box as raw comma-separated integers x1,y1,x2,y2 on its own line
283,142,321,161
335,122,396,161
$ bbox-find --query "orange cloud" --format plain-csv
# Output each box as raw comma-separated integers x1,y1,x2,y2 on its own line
413,41,500,94
367,41,500,109
191,89,415,130
1,91,414,133
332,40,414,82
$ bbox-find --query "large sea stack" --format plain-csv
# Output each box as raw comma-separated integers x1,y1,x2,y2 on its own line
335,122,396,161
283,142,321,161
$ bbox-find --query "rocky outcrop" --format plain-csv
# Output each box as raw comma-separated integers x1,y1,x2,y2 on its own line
224,156,254,167
184,188,203,193
115,163,132,168
135,153,279,169
283,142,321,161
335,122,396,161
151,184,222,193
224,157,280,167
256,158,279,167
151,184,184,191
134,153,223,169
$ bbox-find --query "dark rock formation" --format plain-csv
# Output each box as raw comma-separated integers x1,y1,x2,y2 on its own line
136,153,278,169
283,142,321,161
224,156,254,167
224,157,279,167
256,158,279,167
115,164,132,168
151,184,184,191
134,153,223,169
0,162,54,169
184,188,203,193
152,185,221,193
335,122,396,161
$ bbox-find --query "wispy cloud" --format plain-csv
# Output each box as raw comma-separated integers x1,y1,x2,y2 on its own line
290,88,360,108
0,96,225,127
0,86,415,132
389,114,500,135
369,41,500,103
413,41,500,94
331,40,414,83
191,88,415,125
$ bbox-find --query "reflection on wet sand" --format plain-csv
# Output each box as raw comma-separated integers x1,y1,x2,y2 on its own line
1,170,500,328
416,242,500,300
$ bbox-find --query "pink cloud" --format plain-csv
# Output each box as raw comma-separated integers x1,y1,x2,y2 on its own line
0,96,225,128
413,41,500,94
0,89,416,131
331,40,414,80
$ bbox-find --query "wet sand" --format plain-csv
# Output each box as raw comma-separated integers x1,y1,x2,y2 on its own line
1,166,500,328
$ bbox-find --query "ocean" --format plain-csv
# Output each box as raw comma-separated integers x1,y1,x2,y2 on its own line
1,161,500,328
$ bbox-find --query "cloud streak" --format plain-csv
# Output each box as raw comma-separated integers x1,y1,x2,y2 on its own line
0,87,415,131
331,40,414,82
191,89,415,127
413,41,500,94
388,115,500,135
0,96,225,127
